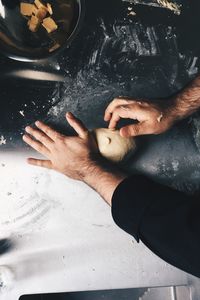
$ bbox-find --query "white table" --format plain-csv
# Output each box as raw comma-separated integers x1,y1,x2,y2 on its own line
0,151,188,300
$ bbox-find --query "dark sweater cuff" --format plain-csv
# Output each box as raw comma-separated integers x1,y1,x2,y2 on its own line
111,175,156,242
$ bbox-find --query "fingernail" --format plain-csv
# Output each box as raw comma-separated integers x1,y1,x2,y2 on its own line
35,121,40,126
119,131,124,137
25,126,30,132
120,131,127,137
68,111,74,117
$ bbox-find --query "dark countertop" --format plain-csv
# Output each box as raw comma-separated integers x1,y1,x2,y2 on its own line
0,0,200,194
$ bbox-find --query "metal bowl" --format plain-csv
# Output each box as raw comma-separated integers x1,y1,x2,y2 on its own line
0,0,84,61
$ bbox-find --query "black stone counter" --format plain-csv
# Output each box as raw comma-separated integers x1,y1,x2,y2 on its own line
0,0,200,194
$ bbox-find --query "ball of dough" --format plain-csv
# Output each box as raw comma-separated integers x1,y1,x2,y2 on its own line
93,128,136,162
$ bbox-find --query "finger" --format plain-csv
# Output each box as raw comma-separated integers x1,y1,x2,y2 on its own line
108,106,138,129
109,103,154,129
104,98,131,121
120,123,150,137
35,121,61,141
27,158,52,169
22,134,50,156
66,112,89,139
25,126,53,148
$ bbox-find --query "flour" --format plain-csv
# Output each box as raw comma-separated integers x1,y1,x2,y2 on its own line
127,6,136,16
19,110,25,117
0,136,6,145
187,57,198,77
123,0,182,15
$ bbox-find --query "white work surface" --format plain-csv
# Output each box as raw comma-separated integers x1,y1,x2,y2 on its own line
0,151,188,300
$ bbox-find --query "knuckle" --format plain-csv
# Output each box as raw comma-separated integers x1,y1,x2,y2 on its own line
112,112,119,121
29,139,35,146
37,144,43,152
128,126,138,136
58,136,67,145
55,134,63,141
120,105,129,111
124,99,131,104
130,103,140,110
115,107,121,114
40,134,46,142
51,143,57,150
83,130,89,139
117,98,130,104
44,128,50,136
113,98,118,104
130,99,138,105
27,139,32,146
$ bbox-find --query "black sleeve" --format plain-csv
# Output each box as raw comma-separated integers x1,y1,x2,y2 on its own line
111,175,200,278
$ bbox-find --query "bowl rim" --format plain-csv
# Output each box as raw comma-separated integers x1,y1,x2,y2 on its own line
0,0,85,62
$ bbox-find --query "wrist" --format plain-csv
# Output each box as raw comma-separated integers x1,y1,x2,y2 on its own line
171,97,187,119
169,88,200,120
83,160,126,186
80,157,127,206
163,97,186,124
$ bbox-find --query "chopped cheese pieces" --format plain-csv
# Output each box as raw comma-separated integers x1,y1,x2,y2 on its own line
42,17,58,33
20,1,58,33
47,3,53,15
28,15,40,32
20,3,36,16
36,7,47,20
34,0,46,9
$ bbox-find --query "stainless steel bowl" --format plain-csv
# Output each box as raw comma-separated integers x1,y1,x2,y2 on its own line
0,0,84,61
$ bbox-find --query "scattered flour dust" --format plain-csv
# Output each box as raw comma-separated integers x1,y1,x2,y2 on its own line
123,0,182,15
157,0,181,14
0,135,6,145
19,110,25,117
127,6,136,16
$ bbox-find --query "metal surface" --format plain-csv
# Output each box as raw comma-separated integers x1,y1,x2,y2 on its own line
0,0,84,61
19,285,193,300
140,286,191,300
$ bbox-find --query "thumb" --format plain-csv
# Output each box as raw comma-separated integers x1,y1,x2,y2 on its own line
120,122,149,137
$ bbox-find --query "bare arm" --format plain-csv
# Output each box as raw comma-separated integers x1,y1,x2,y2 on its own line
82,161,126,205
104,76,200,137
173,76,200,119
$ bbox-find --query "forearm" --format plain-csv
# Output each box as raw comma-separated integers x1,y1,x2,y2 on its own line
82,159,127,206
172,75,200,119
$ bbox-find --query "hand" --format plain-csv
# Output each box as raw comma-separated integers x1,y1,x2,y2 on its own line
23,112,99,181
104,98,176,137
